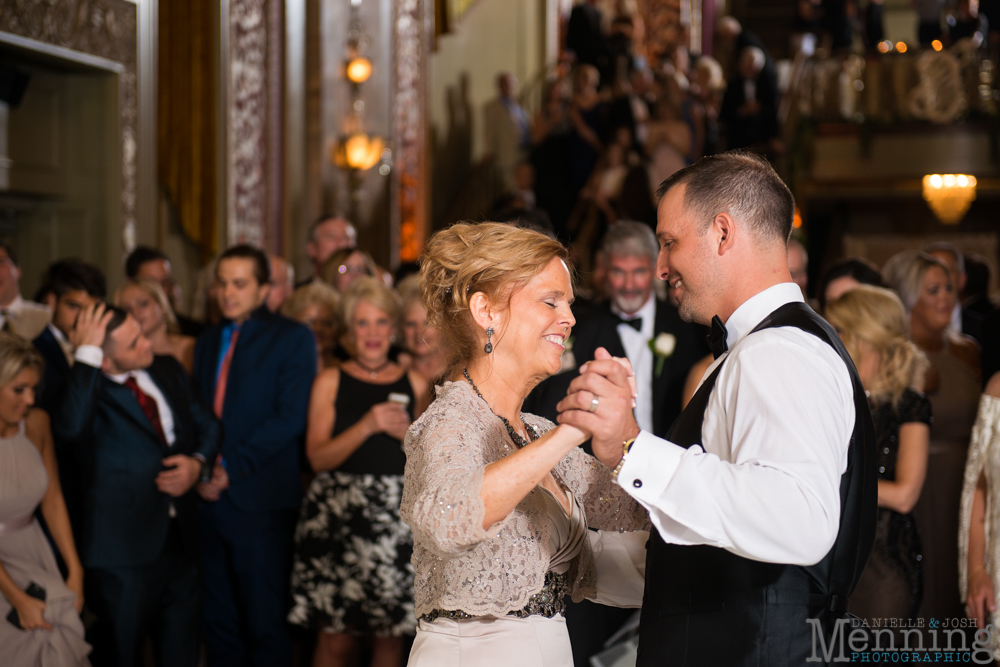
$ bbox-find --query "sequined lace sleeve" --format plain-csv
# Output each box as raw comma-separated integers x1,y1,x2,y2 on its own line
401,394,500,558
551,436,651,533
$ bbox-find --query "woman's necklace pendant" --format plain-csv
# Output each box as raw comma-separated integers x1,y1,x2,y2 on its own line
462,368,537,449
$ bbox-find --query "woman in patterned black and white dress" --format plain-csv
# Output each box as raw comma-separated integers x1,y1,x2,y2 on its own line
289,277,429,667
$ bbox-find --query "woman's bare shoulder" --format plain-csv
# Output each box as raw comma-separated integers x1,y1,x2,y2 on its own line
24,408,50,450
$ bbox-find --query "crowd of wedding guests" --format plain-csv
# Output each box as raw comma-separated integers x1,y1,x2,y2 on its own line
1,198,1000,666
484,7,783,280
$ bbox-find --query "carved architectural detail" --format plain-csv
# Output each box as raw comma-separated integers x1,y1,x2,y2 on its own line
393,0,427,263
228,0,281,249
229,0,267,248
0,0,138,251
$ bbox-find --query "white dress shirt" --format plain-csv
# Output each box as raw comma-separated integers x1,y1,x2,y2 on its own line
616,283,855,566
48,323,75,366
611,296,657,434
74,346,177,446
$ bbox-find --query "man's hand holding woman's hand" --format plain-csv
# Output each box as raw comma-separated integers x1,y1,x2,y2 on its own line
557,347,641,470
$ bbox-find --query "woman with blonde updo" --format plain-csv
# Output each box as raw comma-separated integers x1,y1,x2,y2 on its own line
115,279,196,374
826,285,931,627
884,250,981,624
402,223,649,667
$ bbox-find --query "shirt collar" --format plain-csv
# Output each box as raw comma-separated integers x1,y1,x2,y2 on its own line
723,283,804,349
1,294,25,313
105,370,134,385
47,322,71,348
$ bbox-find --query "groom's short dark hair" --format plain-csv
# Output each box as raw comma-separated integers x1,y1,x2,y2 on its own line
655,151,794,245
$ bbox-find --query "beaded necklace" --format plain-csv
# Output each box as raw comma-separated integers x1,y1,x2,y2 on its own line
463,368,538,448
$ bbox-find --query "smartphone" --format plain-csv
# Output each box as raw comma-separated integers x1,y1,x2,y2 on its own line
6,582,45,630
388,392,411,409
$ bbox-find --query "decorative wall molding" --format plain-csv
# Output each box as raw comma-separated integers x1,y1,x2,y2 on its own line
228,0,268,248
0,0,138,252
393,0,429,263
227,0,283,251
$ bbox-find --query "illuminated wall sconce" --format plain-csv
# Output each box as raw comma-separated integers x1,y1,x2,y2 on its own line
333,133,385,172
922,174,977,225
346,57,373,84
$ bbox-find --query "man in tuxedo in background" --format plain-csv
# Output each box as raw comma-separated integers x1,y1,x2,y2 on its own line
0,242,51,341
194,244,316,667
51,304,219,667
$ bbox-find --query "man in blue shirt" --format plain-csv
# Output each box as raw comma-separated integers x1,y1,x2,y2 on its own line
194,244,316,667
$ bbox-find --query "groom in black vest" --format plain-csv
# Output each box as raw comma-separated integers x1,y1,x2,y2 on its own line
557,151,877,665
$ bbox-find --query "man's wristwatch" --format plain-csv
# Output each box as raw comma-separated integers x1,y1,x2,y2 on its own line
612,437,637,480
193,454,211,485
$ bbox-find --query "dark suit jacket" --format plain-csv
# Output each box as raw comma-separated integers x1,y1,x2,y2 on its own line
33,326,71,410
567,3,606,68
525,298,708,440
50,355,220,569
193,307,316,513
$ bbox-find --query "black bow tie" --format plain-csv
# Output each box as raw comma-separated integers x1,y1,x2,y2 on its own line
614,315,643,332
709,315,729,360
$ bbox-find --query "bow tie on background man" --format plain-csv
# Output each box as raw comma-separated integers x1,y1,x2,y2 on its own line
709,315,729,360
614,315,643,332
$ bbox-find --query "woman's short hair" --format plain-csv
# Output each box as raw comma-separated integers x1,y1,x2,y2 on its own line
114,279,180,335
420,222,570,373
321,248,378,286
816,257,885,314
396,274,423,313
882,250,952,313
281,281,340,322
0,332,44,388
825,285,927,407
339,276,401,336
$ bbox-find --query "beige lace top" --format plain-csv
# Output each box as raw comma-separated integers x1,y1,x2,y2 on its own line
959,393,1000,658
401,380,649,617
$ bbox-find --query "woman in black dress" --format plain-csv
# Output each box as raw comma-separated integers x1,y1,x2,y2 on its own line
289,277,430,667
826,285,931,623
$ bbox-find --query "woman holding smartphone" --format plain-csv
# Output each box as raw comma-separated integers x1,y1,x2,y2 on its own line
0,333,90,665
289,277,430,667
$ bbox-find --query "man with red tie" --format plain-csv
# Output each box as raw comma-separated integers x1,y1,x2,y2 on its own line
51,303,220,667
193,244,316,667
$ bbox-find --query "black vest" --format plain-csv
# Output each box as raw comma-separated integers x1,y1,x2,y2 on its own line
636,302,877,666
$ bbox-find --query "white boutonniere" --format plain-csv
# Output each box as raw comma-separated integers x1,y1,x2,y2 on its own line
647,333,676,377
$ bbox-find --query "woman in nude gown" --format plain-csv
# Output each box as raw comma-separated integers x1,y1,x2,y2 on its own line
0,333,90,665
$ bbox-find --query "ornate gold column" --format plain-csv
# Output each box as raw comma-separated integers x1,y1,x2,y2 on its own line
393,0,431,264
226,0,284,251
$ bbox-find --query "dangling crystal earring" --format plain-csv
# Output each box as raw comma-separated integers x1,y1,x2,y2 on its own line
484,327,494,354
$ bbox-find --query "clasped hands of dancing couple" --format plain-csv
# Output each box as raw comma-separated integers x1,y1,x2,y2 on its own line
557,347,641,471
